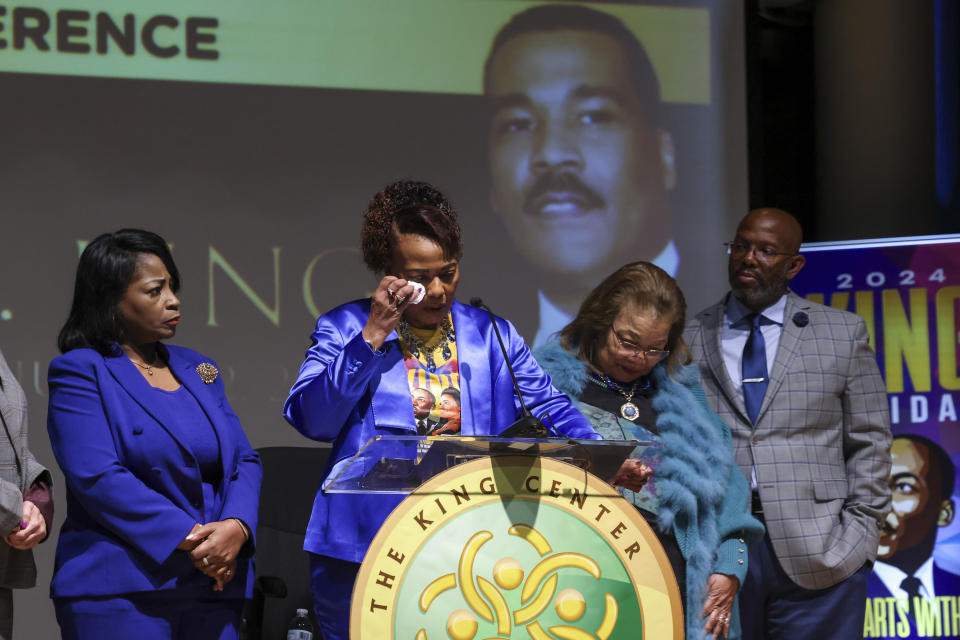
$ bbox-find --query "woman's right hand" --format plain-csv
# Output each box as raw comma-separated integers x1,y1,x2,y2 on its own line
611,459,653,492
362,276,415,350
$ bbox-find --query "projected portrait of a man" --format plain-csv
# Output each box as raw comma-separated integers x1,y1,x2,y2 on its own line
484,4,676,345
868,435,960,636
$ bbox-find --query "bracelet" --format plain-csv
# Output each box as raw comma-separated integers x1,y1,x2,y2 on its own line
230,518,251,541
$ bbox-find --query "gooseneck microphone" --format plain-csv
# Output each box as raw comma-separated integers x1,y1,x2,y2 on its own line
470,297,549,438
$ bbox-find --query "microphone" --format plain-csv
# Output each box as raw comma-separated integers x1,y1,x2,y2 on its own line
470,297,549,438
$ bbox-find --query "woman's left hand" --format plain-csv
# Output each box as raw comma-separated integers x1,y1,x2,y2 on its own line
701,573,739,639
188,519,247,575
211,559,238,592
611,458,652,492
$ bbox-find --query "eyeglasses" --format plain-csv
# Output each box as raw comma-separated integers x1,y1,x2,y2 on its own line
610,327,670,362
724,241,796,262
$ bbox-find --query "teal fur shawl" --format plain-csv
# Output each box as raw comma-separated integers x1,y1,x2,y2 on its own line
535,340,764,640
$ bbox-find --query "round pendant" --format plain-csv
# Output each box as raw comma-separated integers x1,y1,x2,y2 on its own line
620,402,639,421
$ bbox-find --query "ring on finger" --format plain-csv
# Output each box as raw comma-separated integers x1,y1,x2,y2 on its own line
201,556,210,568
395,295,407,307
386,288,396,298
224,569,232,577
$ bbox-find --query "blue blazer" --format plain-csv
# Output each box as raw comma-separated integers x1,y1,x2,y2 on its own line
283,299,598,562
47,343,262,599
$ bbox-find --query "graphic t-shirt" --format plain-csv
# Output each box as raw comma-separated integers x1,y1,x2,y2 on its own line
400,314,462,436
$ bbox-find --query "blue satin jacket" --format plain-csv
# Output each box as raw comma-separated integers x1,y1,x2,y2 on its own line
47,343,262,599
283,299,597,562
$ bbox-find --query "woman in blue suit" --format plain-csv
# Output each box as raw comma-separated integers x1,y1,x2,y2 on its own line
47,229,262,640
283,180,646,640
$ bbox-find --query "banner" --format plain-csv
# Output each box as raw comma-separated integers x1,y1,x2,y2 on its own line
0,0,709,101
0,2,749,636
790,234,960,639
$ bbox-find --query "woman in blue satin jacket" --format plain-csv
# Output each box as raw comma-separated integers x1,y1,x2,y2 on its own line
283,180,619,640
47,229,262,640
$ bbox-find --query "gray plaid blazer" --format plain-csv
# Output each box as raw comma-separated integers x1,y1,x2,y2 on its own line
684,291,891,590
0,348,50,589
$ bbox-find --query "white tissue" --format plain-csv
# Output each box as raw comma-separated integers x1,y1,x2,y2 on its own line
409,281,426,304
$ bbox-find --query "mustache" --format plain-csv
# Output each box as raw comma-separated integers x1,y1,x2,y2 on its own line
522,171,605,214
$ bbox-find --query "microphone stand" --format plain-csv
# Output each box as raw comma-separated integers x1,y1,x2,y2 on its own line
470,297,549,438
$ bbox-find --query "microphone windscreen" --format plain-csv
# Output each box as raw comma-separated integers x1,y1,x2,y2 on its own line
469,297,484,308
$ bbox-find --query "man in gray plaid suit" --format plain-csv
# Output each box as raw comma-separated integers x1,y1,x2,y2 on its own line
0,347,52,639
684,208,891,639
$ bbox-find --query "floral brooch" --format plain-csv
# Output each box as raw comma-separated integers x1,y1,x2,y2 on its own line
196,362,219,384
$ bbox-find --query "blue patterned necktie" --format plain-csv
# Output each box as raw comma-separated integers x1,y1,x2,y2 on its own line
742,313,769,423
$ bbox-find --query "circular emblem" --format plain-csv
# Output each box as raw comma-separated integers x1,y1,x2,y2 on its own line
351,455,682,639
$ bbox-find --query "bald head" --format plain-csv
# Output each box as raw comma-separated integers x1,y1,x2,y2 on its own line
727,207,806,311
739,208,803,253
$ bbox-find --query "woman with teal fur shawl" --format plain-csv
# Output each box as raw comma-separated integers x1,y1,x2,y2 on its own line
534,262,763,640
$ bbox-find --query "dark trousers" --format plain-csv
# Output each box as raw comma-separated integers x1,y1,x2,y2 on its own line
54,591,244,640
739,533,869,640
309,553,361,640
0,587,10,640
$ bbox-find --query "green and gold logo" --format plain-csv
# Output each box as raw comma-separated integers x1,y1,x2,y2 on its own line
352,456,682,639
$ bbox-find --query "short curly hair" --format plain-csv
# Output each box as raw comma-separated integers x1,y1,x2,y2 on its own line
361,180,463,275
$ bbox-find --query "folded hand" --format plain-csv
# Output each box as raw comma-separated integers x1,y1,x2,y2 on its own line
4,501,45,550
611,458,652,492
701,573,739,639
188,519,247,572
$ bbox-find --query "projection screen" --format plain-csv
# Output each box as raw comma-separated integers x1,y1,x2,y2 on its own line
0,1,747,633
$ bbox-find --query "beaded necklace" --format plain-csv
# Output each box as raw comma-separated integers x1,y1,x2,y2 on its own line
397,316,455,372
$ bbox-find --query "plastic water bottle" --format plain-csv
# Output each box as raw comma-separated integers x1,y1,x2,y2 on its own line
286,608,314,640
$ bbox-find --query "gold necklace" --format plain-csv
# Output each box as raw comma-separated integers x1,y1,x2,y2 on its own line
130,357,160,376
591,373,648,421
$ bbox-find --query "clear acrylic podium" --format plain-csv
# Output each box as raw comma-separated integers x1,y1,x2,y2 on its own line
322,435,659,495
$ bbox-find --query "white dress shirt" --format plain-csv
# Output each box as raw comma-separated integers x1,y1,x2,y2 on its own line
873,557,937,604
721,293,787,400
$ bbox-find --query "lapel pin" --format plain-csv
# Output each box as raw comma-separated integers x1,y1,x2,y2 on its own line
196,362,219,384
792,312,809,327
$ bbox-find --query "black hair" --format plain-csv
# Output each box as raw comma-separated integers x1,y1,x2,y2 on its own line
440,387,461,406
57,229,180,355
898,434,957,499
483,4,662,125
